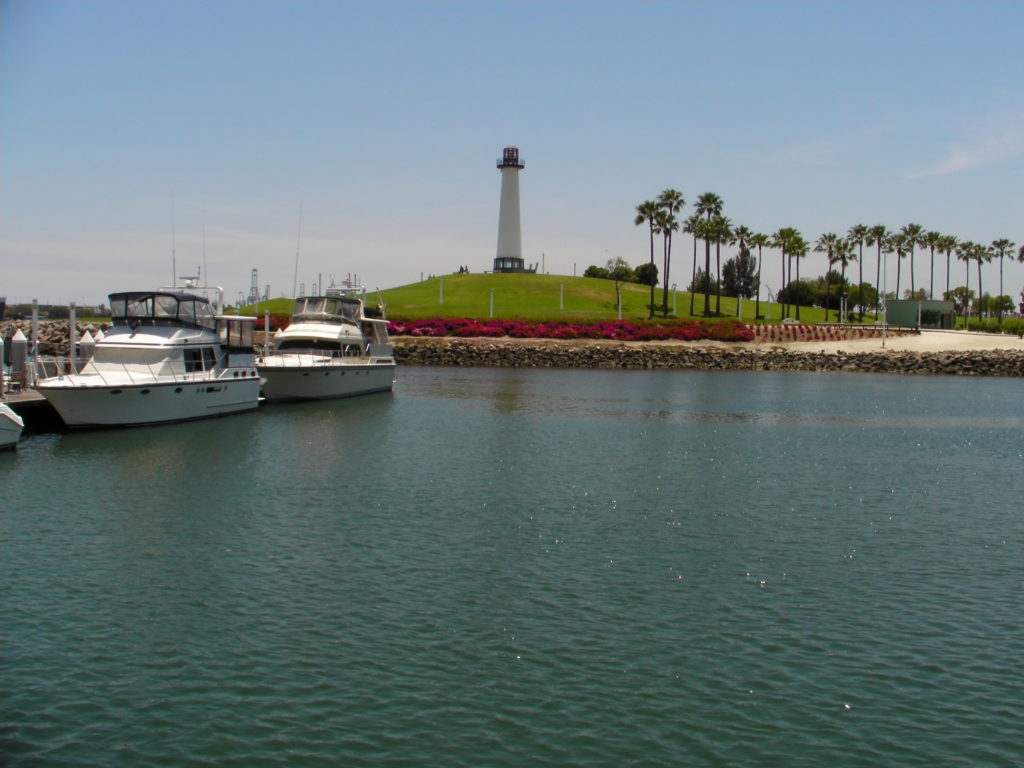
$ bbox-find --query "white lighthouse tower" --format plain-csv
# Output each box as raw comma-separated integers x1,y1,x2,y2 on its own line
493,146,532,273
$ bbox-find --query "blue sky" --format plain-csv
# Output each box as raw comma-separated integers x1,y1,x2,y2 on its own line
2,0,1023,306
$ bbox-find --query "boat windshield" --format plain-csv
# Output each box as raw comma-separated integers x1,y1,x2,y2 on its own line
293,296,361,324
109,292,217,330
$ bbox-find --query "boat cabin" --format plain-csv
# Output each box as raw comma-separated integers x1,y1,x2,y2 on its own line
110,291,218,330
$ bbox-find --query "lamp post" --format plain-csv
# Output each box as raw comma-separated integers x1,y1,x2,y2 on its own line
672,284,677,316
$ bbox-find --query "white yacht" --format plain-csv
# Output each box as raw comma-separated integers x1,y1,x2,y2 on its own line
36,285,260,427
257,279,395,402
0,403,23,449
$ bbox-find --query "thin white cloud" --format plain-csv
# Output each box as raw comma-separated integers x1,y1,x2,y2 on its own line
907,129,1024,179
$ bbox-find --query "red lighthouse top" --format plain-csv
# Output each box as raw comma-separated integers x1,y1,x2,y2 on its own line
497,146,525,169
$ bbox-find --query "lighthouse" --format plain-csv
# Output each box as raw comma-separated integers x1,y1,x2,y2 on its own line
493,146,533,273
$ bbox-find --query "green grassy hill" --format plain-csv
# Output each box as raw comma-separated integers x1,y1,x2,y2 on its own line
238,273,853,325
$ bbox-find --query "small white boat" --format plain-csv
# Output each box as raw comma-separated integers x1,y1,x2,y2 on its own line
257,279,395,402
36,284,260,427
0,402,24,449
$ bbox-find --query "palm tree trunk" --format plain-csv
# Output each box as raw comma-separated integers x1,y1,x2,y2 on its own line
910,249,915,296
648,224,655,319
703,238,712,316
715,241,722,315
896,256,902,299
858,245,865,321
929,248,935,299
825,272,832,322
795,256,801,321
875,246,882,319
755,246,762,319
662,233,671,315
689,235,697,316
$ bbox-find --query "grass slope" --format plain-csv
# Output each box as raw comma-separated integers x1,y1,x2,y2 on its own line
237,274,859,325
379,274,841,324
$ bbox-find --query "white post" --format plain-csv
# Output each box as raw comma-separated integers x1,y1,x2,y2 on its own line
489,289,494,319
439,278,444,306
264,310,271,349
673,284,677,316
69,302,77,373
560,283,564,311
618,292,622,320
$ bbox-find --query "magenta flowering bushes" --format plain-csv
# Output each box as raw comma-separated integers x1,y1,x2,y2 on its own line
388,317,755,342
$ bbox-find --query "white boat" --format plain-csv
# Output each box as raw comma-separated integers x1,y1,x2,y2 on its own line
0,403,24,449
36,285,260,427
257,279,395,402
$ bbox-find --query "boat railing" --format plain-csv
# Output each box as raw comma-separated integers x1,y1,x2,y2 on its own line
32,357,240,387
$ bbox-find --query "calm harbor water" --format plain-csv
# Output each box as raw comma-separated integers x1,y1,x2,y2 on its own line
3,366,1023,767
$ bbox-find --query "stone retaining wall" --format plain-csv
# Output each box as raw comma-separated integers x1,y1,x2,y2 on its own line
393,338,1024,377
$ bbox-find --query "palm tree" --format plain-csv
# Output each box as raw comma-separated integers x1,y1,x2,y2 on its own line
990,238,1015,306
865,225,889,318
772,227,799,319
711,216,733,315
634,200,660,319
900,223,925,296
847,224,868,319
890,233,908,298
975,243,992,319
956,240,975,324
683,213,703,316
694,192,724,316
790,234,809,321
814,232,840,322
655,209,679,315
730,225,754,316
940,234,958,298
922,231,942,299
833,239,855,322
657,189,686,315
749,232,770,319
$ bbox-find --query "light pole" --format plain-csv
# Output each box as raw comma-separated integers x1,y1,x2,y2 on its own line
672,284,677,316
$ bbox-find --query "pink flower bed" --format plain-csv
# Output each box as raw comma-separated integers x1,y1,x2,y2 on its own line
388,318,756,342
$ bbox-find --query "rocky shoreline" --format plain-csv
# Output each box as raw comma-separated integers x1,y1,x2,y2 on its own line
7,320,1024,377
392,337,1024,377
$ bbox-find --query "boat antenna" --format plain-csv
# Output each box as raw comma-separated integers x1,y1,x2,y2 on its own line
202,222,208,287
292,202,303,298
171,198,177,287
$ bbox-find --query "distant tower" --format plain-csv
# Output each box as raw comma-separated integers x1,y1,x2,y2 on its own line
494,147,531,273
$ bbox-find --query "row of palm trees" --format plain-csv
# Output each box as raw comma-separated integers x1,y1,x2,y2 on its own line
634,191,1022,322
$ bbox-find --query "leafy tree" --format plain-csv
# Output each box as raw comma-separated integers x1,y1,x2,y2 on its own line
776,279,814,309
990,294,1015,319
606,256,635,282
584,265,609,279
903,288,927,301
688,267,717,295
722,243,758,299
635,262,659,288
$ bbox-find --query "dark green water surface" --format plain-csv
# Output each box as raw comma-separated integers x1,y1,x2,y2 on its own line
3,367,1023,766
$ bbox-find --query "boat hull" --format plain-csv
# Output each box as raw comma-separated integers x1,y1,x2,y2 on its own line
0,404,24,449
258,361,395,402
37,378,261,427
